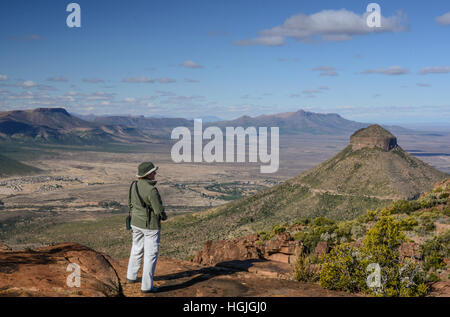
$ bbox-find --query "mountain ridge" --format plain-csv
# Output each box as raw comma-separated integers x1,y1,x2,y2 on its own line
0,108,155,144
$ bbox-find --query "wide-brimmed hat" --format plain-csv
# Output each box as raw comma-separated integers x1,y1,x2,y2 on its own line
136,161,158,178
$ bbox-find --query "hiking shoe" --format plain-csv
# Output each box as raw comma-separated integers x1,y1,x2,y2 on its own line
141,286,158,293
127,278,140,284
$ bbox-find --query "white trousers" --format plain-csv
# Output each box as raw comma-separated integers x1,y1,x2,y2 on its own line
126,225,160,291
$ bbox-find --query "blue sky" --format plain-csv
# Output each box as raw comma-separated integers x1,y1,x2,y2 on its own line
0,0,449,124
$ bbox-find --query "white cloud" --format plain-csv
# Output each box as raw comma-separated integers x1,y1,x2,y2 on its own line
0,74,8,81
123,76,154,83
22,80,37,88
320,71,338,77
85,91,114,101
362,66,409,75
82,78,104,83
180,60,203,69
436,12,450,25
419,66,450,75
124,97,137,103
235,9,408,46
313,66,339,76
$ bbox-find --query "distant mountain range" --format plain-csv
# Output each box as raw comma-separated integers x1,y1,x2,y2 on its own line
0,107,414,145
0,108,155,145
212,110,368,134
81,109,411,136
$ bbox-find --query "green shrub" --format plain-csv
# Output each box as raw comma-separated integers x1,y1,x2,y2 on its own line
425,273,440,283
390,200,420,215
293,254,319,282
295,218,310,226
272,224,286,235
319,215,428,297
319,243,366,292
258,231,274,241
365,210,378,222
399,216,419,231
312,217,335,227
293,231,321,254
421,232,449,272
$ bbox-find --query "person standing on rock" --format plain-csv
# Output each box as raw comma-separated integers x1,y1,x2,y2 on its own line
126,162,167,293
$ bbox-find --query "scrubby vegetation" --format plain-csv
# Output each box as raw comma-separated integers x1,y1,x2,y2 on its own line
290,179,449,296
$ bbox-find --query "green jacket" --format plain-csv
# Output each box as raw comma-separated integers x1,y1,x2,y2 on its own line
128,179,167,230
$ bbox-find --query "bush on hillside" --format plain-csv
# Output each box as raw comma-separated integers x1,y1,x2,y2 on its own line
293,254,319,282
421,230,449,272
319,215,428,297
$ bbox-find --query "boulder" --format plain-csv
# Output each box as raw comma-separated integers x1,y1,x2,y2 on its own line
399,242,421,259
191,231,305,267
0,243,121,297
314,241,329,257
264,232,292,254
192,239,262,266
0,242,11,251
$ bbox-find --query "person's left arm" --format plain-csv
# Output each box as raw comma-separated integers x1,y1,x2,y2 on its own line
149,187,167,220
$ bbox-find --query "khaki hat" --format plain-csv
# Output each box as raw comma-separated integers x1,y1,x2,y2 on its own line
136,162,158,178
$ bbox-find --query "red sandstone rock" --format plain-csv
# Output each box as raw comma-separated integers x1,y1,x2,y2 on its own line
314,241,329,257
399,242,421,259
191,239,262,266
191,231,304,267
0,243,121,297
0,242,11,251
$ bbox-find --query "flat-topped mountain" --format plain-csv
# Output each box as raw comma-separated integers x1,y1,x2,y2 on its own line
350,124,397,151
300,124,447,199
0,108,154,144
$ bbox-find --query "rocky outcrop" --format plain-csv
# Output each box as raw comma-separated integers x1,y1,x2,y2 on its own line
399,242,421,260
191,232,304,266
314,241,329,257
191,233,263,266
350,124,397,151
0,242,11,251
0,243,121,297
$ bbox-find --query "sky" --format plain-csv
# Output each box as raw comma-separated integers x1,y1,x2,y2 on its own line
0,0,449,125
